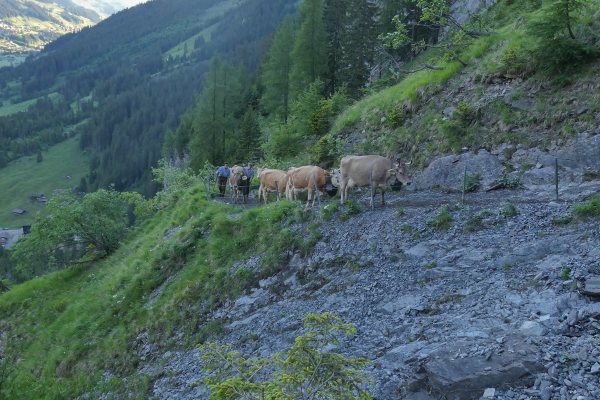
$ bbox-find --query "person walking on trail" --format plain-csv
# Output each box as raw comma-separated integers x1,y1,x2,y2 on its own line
216,163,230,197
243,163,255,197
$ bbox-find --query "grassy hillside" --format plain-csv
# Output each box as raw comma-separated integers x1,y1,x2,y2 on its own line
0,186,317,398
0,135,88,229
163,0,248,59
1,0,600,397
325,0,600,166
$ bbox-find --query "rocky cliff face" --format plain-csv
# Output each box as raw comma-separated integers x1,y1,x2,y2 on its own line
138,139,600,400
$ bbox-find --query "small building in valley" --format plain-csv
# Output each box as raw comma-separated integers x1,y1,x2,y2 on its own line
12,209,26,216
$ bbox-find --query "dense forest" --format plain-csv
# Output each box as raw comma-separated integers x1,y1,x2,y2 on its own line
1,0,596,197
0,0,297,196
167,0,442,170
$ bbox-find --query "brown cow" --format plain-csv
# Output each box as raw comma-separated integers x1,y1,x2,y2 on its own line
336,155,411,206
257,168,288,204
228,165,248,204
285,166,330,207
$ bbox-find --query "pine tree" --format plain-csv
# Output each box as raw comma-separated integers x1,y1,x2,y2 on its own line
235,106,262,163
323,0,348,95
261,17,295,122
339,0,377,97
36,149,43,163
189,54,225,167
289,0,328,99
188,55,243,169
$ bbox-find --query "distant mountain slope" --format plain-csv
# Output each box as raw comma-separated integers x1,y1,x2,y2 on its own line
0,0,297,196
70,0,150,19
0,0,101,53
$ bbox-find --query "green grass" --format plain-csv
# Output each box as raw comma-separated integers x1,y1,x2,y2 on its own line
0,136,89,229
330,33,503,136
426,204,453,230
0,188,310,398
0,92,61,117
572,193,600,219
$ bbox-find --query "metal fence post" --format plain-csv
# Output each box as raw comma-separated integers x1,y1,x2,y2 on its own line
555,158,559,201
462,164,467,204
312,175,321,208
370,171,374,211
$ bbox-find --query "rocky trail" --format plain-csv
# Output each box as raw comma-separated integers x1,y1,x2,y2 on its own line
137,135,600,400
141,184,600,400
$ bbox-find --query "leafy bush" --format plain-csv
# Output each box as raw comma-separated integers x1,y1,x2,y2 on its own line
196,313,373,399
464,173,481,193
499,44,536,76
346,200,363,216
500,202,518,217
311,135,337,164
456,101,477,124
10,189,131,282
427,204,452,230
387,104,406,128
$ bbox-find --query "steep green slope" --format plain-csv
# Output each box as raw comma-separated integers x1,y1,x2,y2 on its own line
323,0,600,167
0,187,314,398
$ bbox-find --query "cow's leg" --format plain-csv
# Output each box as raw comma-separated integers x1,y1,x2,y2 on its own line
381,187,385,205
308,189,314,208
340,181,346,205
257,184,262,201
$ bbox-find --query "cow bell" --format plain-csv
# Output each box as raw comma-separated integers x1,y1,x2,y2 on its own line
325,176,338,197
242,176,247,180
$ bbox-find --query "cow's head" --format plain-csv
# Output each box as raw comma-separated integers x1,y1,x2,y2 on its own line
330,169,342,187
230,166,247,186
388,160,412,186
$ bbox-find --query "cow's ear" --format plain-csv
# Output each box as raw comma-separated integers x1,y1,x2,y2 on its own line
388,169,396,175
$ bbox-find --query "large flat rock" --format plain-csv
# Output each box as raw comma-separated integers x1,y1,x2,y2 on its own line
583,277,600,297
424,335,543,399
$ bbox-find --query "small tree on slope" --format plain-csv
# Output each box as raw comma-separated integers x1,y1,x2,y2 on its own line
196,313,374,399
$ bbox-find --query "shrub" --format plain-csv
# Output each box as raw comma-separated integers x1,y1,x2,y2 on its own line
526,0,599,77
572,193,600,219
346,200,363,216
387,104,405,127
491,175,522,189
464,173,481,193
195,313,373,399
427,204,452,230
499,45,536,76
500,202,518,217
